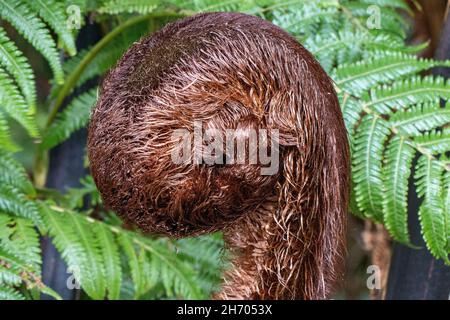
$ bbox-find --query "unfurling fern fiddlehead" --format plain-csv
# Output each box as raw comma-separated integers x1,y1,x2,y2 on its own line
87,12,350,299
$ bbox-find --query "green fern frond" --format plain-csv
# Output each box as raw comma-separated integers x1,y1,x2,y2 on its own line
415,156,449,263
414,129,450,155
382,137,415,245
343,1,407,36
359,0,412,12
391,103,450,136
27,0,77,56
62,39,134,89
0,111,19,151
0,27,36,110
41,205,106,299
98,0,159,14
53,22,147,101
352,114,390,221
176,234,224,270
62,0,87,10
306,31,421,72
443,171,450,251
0,242,61,299
0,150,35,196
364,76,450,114
63,176,101,209
0,264,22,286
42,89,98,150
0,0,64,83
0,247,29,274
186,0,242,12
0,286,25,300
0,186,42,227
176,234,224,292
67,211,106,299
117,233,145,298
148,239,202,299
0,215,41,270
0,67,39,137
306,30,363,72
339,93,361,149
335,53,449,95
42,202,207,299
272,3,338,36
364,38,429,56
137,247,155,295
93,222,121,300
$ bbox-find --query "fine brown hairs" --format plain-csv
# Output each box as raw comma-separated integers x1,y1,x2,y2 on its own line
88,12,350,300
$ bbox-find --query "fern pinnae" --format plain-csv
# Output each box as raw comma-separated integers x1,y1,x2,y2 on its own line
14,218,41,268
0,112,19,151
42,88,98,150
0,247,30,275
0,222,24,287
273,3,338,36
304,30,414,72
123,234,202,299
63,38,135,89
353,114,390,221
0,67,39,137
176,235,225,291
415,156,449,263
344,1,407,36
148,240,201,299
0,150,35,196
117,233,145,299
359,0,412,12
194,0,242,12
93,222,122,300
139,247,158,295
28,0,77,56
0,264,22,286
0,245,60,299
0,216,42,270
0,286,25,300
42,206,101,299
0,185,42,227
443,171,450,251
382,137,415,245
0,27,36,110
338,93,361,150
414,129,450,155
364,76,450,114
335,53,449,96
68,212,106,299
0,0,64,83
391,103,450,137
98,0,159,14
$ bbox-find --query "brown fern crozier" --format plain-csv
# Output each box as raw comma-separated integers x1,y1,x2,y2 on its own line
87,12,350,300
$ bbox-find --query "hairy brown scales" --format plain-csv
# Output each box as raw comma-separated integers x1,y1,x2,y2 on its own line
88,12,350,299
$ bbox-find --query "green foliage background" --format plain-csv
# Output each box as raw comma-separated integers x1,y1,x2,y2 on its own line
0,0,449,300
